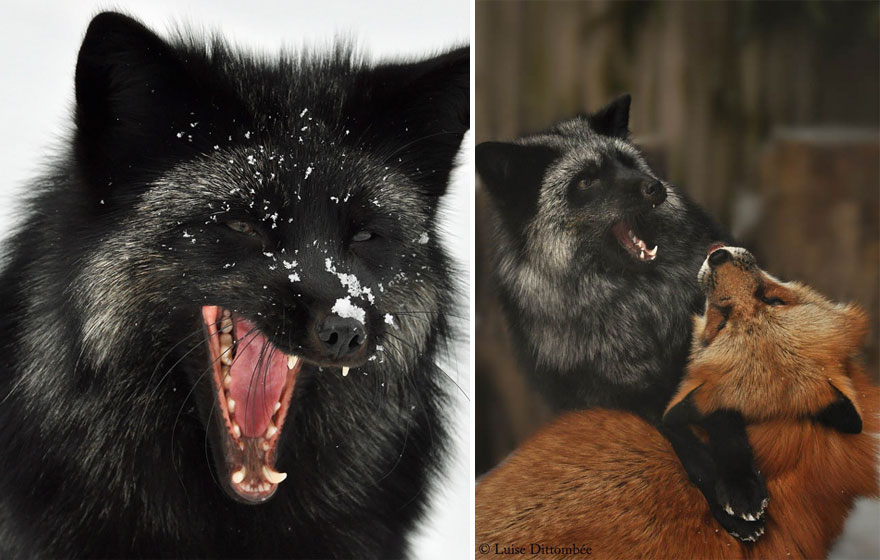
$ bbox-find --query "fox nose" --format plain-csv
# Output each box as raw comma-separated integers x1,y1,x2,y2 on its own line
316,315,365,358
708,248,731,267
641,180,666,205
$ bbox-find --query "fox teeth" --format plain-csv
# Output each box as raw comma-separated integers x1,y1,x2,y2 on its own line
287,355,299,370
231,467,246,484
342,366,350,377
227,398,236,414
647,245,658,256
262,465,287,484
232,423,241,438
265,422,278,439
640,250,645,259
273,401,281,413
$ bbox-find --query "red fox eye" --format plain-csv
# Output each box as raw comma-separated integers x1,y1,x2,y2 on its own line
226,220,256,236
762,296,785,306
352,230,373,242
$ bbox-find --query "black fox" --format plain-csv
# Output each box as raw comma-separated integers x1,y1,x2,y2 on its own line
477,95,767,540
0,12,468,558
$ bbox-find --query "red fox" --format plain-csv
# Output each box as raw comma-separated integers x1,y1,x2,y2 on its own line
475,246,878,559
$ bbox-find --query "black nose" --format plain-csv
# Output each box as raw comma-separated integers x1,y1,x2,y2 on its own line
641,180,666,205
316,315,365,358
708,248,730,267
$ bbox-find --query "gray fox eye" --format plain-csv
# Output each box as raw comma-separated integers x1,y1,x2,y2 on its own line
352,230,373,242
226,220,256,236
576,177,596,191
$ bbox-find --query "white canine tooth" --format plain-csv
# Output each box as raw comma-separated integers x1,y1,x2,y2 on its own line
342,366,350,377
647,245,658,256
287,355,299,369
231,467,245,484
233,423,241,438
228,398,236,414
640,250,645,259
273,402,281,413
265,423,278,439
262,465,288,484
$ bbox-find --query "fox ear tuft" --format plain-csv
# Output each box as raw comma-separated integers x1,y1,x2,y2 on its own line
588,94,631,138
74,12,184,187
476,142,558,235
357,47,469,198
74,12,248,192
815,382,862,434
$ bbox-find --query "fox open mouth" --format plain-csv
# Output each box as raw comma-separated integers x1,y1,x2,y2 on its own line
201,305,301,504
611,219,658,262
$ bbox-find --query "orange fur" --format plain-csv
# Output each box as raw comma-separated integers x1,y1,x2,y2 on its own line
476,252,879,559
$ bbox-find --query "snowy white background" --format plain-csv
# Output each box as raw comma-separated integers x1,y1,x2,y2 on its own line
0,1,472,558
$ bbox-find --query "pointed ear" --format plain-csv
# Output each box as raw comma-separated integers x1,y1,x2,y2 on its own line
363,47,469,197
842,304,870,354
476,142,557,238
74,12,245,191
815,381,862,434
662,382,704,425
588,94,631,138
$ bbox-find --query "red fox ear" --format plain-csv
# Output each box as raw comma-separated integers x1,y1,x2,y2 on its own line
663,380,704,423
815,381,862,434
842,305,869,353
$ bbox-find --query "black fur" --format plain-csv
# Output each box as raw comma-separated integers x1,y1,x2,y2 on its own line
815,384,862,434
478,95,729,418
662,395,767,542
0,12,468,558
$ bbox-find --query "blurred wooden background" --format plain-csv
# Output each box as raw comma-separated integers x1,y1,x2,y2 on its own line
475,0,879,475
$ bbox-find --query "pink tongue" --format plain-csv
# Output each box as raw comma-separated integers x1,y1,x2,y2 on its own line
229,319,289,438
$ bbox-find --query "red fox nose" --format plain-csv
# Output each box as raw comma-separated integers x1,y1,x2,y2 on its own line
641,180,666,205
708,248,731,267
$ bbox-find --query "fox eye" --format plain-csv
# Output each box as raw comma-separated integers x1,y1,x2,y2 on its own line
351,230,373,242
226,220,257,236
575,177,595,191
756,285,786,306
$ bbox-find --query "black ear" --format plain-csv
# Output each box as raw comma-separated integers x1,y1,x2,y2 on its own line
815,384,862,434
74,12,245,192
362,47,469,197
661,385,702,427
588,94,631,138
476,142,558,240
